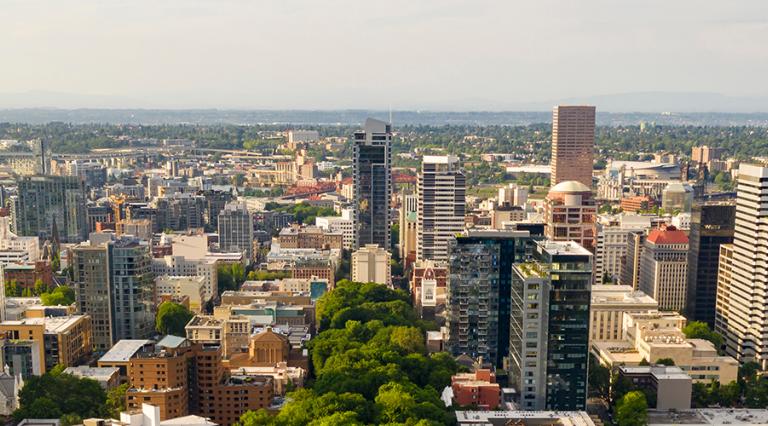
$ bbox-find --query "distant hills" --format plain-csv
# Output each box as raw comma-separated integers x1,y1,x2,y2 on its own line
1,90,768,126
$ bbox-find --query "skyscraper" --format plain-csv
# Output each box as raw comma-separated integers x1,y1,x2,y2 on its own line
218,201,254,261
417,155,466,263
509,240,592,411
446,230,532,368
550,105,596,188
638,225,689,312
11,175,87,242
715,164,768,368
686,202,736,327
73,235,155,350
353,118,392,250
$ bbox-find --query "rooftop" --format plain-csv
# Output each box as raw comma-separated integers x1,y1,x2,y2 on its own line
99,339,153,363
648,409,768,425
63,366,119,380
550,180,592,193
455,410,595,426
647,226,689,245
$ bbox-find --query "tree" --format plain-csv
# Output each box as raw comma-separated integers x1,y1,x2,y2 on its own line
60,414,83,426
33,279,48,296
40,286,75,306
683,321,724,350
655,358,676,366
615,391,648,426
106,384,129,418
14,370,107,421
588,354,611,398
155,302,194,336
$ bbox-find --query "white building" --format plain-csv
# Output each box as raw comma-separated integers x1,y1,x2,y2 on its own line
715,164,768,368
590,285,658,342
594,214,652,283
0,217,39,262
417,155,466,263
155,276,207,313
351,244,391,286
497,183,528,207
152,256,218,302
315,209,354,250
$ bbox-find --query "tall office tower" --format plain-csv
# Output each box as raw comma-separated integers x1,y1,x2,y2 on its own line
353,118,392,250
638,225,689,311
620,230,646,288
594,214,651,284
73,235,155,350
398,192,418,260
11,175,87,242
112,237,155,341
715,244,735,351
509,240,592,411
686,202,736,327
218,201,254,261
31,139,51,175
73,242,113,351
550,105,596,188
544,181,597,252
446,230,533,368
202,189,233,231
417,156,466,263
715,164,768,367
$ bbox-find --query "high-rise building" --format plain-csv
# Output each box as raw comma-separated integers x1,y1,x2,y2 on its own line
691,146,723,164
715,164,768,368
446,230,533,368
550,105,596,188
620,230,646,288
638,225,689,312
11,175,87,242
686,202,736,327
351,244,391,286
218,201,254,261
398,193,418,260
509,240,592,411
32,139,51,175
594,214,651,284
353,118,392,250
417,156,466,263
544,181,597,252
202,189,233,231
154,193,207,231
73,235,155,351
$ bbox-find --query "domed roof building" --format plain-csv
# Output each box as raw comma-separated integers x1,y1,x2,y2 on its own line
544,180,597,252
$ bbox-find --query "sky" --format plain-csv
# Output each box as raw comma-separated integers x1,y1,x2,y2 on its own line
1,0,767,110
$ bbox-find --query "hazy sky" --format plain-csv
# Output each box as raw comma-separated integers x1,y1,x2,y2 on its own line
1,0,767,109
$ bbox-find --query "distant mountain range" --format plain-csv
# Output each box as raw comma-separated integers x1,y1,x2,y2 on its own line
1,91,768,126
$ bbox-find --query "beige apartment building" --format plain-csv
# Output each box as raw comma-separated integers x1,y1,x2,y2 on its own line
590,285,658,342
592,311,738,384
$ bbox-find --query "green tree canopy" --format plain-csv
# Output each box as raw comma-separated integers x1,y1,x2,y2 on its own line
615,391,648,426
682,321,724,350
155,302,194,336
14,370,107,421
40,286,75,306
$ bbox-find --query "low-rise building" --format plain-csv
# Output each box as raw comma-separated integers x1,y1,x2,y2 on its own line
155,276,206,313
592,311,739,384
63,366,120,389
450,369,500,410
619,365,692,410
590,285,658,342
185,315,249,359
0,315,92,373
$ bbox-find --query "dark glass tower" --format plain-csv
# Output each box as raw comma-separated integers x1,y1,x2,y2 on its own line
509,240,592,411
353,118,392,250
446,230,533,368
686,201,736,327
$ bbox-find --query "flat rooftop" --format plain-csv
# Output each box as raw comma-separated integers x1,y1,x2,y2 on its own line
99,339,153,363
456,410,595,426
648,409,768,425
63,366,119,380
